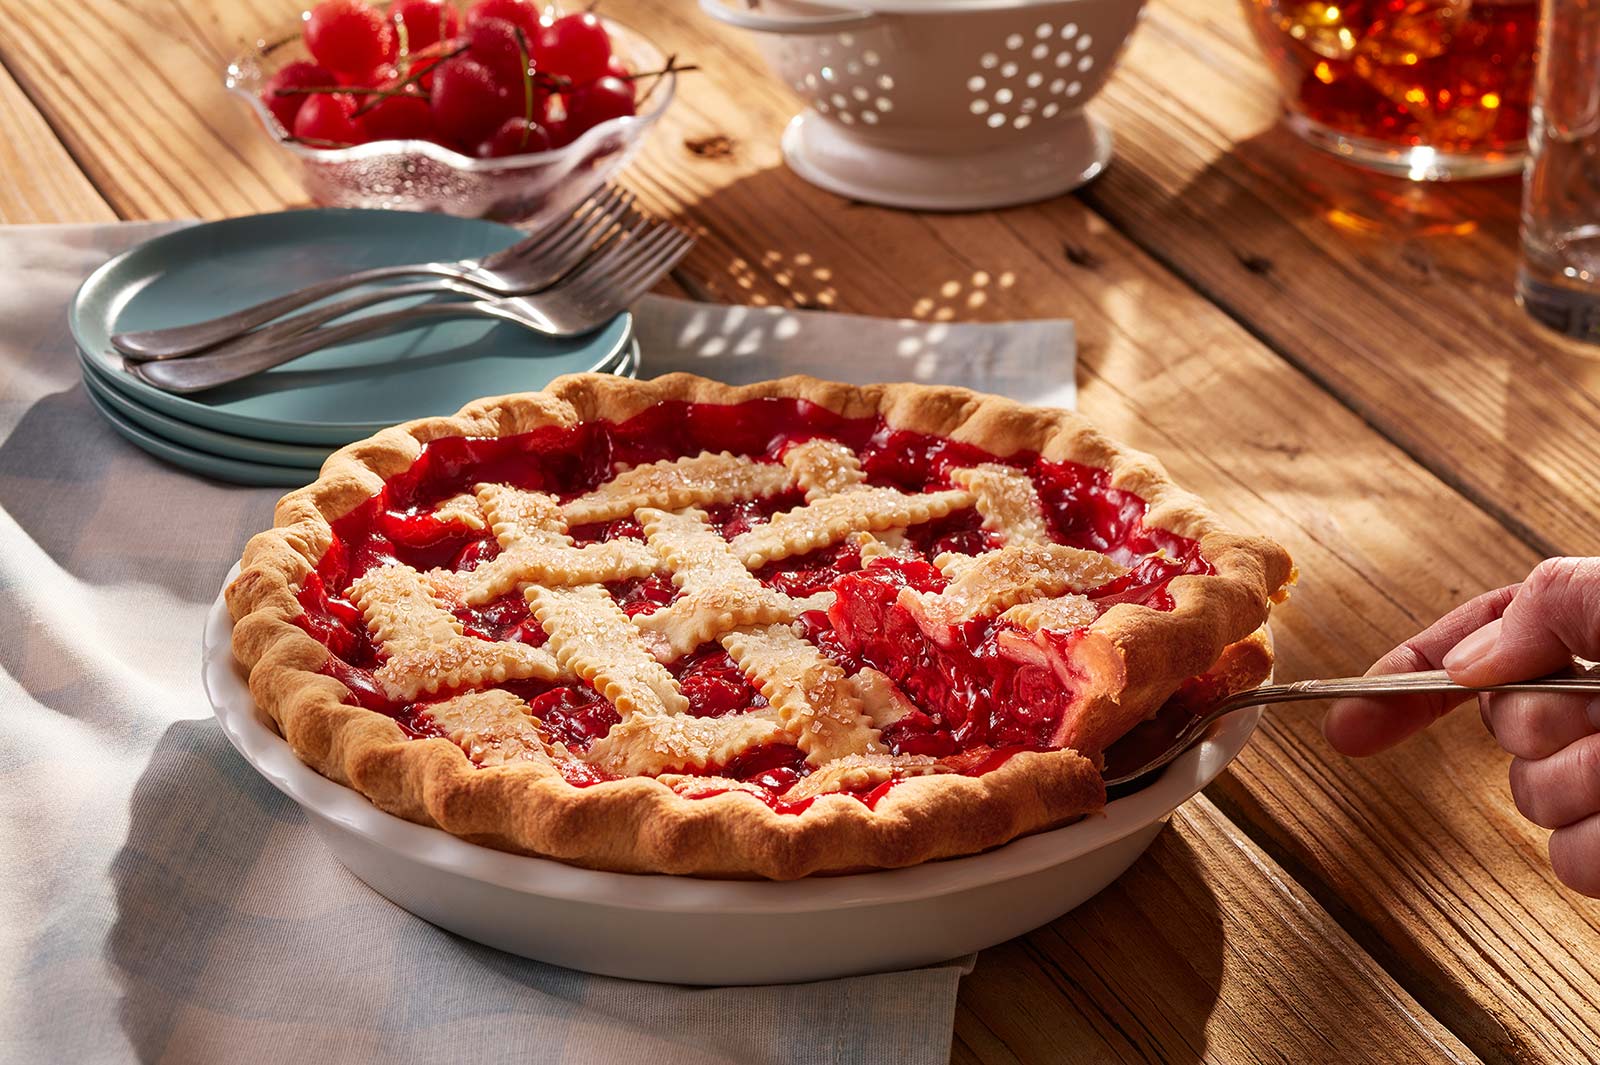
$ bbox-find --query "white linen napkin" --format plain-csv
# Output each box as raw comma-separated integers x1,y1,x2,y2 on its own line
0,221,1074,1065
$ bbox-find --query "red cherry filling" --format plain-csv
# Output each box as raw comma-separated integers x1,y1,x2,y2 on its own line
296,570,379,666
857,428,996,491
605,572,678,616
829,559,1087,753
701,488,805,539
519,683,620,752
453,591,546,646
568,516,645,543
754,540,862,598
901,508,1003,558
671,646,768,718
719,744,809,794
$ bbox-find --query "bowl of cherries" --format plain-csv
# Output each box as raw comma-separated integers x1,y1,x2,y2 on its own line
228,0,677,223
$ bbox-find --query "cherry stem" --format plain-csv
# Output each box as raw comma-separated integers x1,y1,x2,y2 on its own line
635,55,689,108
258,32,300,57
514,25,536,136
277,85,427,100
621,61,699,82
393,17,412,64
350,41,468,116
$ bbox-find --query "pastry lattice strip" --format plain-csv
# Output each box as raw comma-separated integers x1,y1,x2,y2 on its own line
949,464,1050,545
349,564,564,701
782,438,868,500
585,706,789,776
912,543,1128,628
729,485,975,568
528,584,690,716
464,484,655,604
632,506,829,661
720,624,883,766
562,451,793,525
428,689,554,767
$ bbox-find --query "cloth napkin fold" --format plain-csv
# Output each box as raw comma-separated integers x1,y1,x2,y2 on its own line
0,221,1075,1065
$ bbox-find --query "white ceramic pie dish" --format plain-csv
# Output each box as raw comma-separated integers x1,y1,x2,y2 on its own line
204,565,1262,985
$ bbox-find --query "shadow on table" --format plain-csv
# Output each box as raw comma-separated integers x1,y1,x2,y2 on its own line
106,718,304,1063
0,383,273,604
958,825,1225,1064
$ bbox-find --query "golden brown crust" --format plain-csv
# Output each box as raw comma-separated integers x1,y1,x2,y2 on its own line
228,373,1293,879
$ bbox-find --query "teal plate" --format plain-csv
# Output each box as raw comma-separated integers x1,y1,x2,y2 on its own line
81,360,327,469
72,209,633,447
85,383,315,488
79,337,642,471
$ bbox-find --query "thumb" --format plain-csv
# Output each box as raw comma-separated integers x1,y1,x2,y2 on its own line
1442,558,1600,685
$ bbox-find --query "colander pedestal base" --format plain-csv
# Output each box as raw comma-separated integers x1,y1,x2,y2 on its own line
780,110,1113,211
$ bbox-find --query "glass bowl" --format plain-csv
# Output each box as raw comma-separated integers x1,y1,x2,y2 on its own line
225,15,674,224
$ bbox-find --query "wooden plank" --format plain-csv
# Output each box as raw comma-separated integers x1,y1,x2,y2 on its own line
591,9,1600,1063
0,59,115,223
0,0,304,219
957,796,1480,1065
1080,0,1600,558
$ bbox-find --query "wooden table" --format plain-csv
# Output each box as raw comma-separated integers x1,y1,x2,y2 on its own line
5,1,1598,1061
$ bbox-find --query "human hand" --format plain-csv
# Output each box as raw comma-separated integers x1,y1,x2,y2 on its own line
1323,557,1600,896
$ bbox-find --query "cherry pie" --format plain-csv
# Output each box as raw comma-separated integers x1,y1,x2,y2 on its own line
229,374,1293,878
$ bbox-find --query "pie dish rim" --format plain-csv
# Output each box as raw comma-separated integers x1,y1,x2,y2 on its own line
225,372,1293,879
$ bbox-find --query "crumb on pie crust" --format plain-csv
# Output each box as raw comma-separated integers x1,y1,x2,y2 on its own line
227,373,1294,879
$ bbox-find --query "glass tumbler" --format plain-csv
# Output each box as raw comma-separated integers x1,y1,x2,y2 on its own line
1240,0,1540,179
1518,0,1600,340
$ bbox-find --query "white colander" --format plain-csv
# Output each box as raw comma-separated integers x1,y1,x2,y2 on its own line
700,0,1148,209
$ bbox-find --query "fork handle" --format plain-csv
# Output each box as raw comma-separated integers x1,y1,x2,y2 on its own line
111,261,469,360
130,301,526,394
1103,667,1600,787
1227,667,1600,714
158,278,494,361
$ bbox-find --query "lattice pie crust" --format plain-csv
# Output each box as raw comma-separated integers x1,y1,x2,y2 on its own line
228,374,1292,878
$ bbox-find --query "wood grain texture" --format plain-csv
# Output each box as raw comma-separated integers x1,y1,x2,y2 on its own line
1083,0,1600,560
0,60,114,223
957,796,1480,1065
0,0,304,219
5,0,1600,1061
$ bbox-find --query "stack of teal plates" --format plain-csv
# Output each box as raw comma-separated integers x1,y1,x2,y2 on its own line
73,210,640,487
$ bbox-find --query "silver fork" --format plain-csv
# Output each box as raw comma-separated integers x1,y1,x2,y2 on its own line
125,204,655,363
132,224,694,394
111,186,642,360
1103,667,1600,787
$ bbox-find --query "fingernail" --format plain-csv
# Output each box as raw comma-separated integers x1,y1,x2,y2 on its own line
1443,618,1502,677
